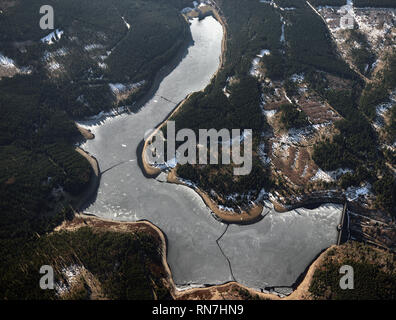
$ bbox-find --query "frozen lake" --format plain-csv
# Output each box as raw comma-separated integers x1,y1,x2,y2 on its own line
79,16,342,291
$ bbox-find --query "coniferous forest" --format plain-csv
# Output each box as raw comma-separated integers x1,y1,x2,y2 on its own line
0,0,395,300
0,0,191,299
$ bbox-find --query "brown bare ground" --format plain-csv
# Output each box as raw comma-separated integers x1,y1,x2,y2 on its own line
76,124,94,140
265,85,341,192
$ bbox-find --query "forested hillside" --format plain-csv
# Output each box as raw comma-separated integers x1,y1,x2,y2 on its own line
173,0,361,211
1,222,171,299
1,0,191,117
170,0,396,220
0,0,191,299
0,0,395,300
310,242,396,300
312,51,396,215
172,0,283,208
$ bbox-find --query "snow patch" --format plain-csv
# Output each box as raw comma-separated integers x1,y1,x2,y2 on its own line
84,44,104,51
41,29,64,45
345,183,372,201
258,143,271,165
55,264,84,296
249,57,261,77
0,53,16,68
311,168,334,182
263,109,277,118
290,73,304,83
0,53,32,77
257,49,271,58
98,62,107,69
109,80,145,94
47,61,61,71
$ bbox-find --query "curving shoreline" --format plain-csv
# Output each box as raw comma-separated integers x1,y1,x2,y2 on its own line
139,7,346,224
76,124,95,140
139,7,268,224
74,147,101,211
166,169,265,224
56,212,332,300
71,8,350,298
72,141,333,299
74,121,344,299
141,5,228,177
75,117,349,298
